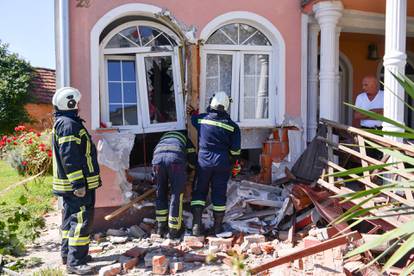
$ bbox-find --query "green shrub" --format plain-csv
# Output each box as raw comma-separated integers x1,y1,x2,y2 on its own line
0,195,45,256
0,40,33,134
0,125,52,175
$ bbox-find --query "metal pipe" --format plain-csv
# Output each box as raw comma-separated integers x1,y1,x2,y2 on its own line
54,0,70,88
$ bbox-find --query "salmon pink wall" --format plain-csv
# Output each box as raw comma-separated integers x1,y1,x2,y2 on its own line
69,0,303,207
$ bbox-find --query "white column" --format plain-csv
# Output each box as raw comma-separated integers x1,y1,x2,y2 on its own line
383,0,407,136
334,26,341,122
313,1,343,121
307,23,319,141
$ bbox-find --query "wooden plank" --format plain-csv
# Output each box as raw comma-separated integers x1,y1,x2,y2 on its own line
398,162,414,201
357,135,371,185
320,118,414,155
318,136,414,181
326,161,414,207
327,126,334,184
249,231,362,275
317,178,403,228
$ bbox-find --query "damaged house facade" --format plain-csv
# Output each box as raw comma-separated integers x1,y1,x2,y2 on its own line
55,0,414,225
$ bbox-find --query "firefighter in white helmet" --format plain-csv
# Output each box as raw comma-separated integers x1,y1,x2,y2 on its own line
187,92,241,236
52,87,101,275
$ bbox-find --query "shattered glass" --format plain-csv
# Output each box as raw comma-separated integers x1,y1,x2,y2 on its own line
144,56,177,124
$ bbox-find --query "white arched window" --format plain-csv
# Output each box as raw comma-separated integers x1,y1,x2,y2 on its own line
100,21,185,133
201,17,283,128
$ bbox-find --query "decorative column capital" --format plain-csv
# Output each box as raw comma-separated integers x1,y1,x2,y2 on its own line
313,1,343,26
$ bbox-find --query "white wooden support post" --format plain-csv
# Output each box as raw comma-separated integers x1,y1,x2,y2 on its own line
307,23,319,141
313,1,343,121
383,0,407,138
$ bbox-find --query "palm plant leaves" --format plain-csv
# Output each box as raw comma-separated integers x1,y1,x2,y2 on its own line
330,72,414,273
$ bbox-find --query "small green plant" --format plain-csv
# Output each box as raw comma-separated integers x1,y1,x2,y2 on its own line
0,125,52,175
0,195,45,256
32,267,65,276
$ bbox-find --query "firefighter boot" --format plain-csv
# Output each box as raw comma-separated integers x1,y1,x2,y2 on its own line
168,227,183,240
213,211,225,236
191,206,204,236
157,221,168,238
66,264,94,275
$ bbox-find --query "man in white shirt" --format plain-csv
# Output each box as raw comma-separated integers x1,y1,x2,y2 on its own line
354,75,384,129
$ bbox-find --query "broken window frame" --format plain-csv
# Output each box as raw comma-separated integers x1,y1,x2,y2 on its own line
200,25,276,128
99,20,185,133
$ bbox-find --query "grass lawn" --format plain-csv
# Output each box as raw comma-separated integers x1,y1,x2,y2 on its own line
0,159,55,215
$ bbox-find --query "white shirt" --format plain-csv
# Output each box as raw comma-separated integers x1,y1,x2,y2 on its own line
355,90,384,128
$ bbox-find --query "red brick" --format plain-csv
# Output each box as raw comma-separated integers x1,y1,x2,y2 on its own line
123,257,139,271
208,237,233,251
260,242,274,254
303,236,322,248
124,246,147,258
98,263,121,276
153,265,169,275
88,246,104,254
152,255,168,267
185,239,204,249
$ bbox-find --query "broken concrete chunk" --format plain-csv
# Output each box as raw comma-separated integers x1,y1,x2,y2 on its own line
183,253,207,263
128,225,146,239
144,218,156,224
216,231,233,238
98,263,122,276
106,228,128,237
208,245,219,254
249,243,262,255
303,236,322,248
169,261,184,274
108,236,128,244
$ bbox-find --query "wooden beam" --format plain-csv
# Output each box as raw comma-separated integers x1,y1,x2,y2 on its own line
249,231,362,275
320,118,414,155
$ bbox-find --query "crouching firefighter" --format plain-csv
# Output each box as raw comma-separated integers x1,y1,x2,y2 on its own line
152,130,196,239
52,87,101,275
189,92,241,236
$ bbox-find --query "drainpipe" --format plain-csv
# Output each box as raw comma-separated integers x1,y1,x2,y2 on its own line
54,0,70,88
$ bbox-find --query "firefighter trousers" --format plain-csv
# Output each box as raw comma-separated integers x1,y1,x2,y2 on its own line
61,190,95,267
153,159,186,231
191,164,230,213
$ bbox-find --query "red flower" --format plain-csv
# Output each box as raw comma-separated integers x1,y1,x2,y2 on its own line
2,136,7,142
36,132,41,137
21,161,27,166
6,139,11,143
47,150,52,157
27,139,33,144
29,128,35,133
13,142,18,145
12,136,17,141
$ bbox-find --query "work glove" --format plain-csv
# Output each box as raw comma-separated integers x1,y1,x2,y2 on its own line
232,160,241,177
73,187,86,198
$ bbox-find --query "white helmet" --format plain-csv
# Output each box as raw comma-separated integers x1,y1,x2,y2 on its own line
210,92,230,111
52,87,82,111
